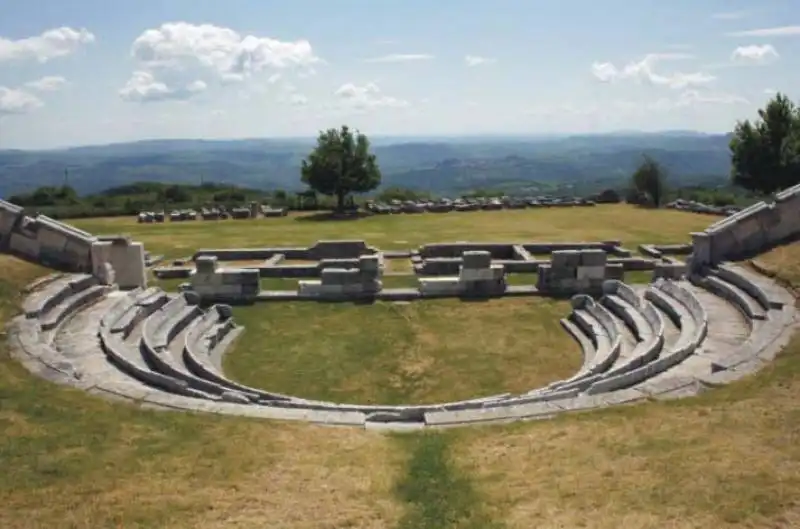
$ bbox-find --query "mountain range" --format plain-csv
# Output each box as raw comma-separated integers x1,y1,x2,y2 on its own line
0,132,735,197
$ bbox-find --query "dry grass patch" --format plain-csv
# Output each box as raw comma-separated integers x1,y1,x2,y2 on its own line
384,258,414,274
753,241,800,292
225,297,578,405
453,364,800,529
70,205,712,260
450,246,800,529
0,255,404,529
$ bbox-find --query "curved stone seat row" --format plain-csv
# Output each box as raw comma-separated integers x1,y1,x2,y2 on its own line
9,263,797,429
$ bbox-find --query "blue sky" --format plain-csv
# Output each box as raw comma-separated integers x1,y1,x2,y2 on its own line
0,0,798,149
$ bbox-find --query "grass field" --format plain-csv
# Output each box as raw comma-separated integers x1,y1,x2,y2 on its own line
0,207,798,528
70,204,713,259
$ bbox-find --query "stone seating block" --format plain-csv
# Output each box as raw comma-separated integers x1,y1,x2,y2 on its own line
359,254,382,272
462,251,491,269
321,267,360,285
196,256,219,274
576,265,605,280
219,269,260,285
552,250,581,268
580,249,607,266
459,264,504,282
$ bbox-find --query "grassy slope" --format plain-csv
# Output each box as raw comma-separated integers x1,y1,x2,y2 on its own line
0,208,797,528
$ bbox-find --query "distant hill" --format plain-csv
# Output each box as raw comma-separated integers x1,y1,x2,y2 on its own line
0,132,734,197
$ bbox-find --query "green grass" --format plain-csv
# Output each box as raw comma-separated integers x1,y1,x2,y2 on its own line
70,204,713,260
394,432,501,529
1,209,799,529
225,297,577,405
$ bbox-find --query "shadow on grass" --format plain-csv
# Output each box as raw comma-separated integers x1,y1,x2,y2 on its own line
393,432,502,529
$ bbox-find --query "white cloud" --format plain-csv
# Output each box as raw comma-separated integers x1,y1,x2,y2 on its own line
0,27,94,63
0,87,44,115
727,26,800,37
590,53,715,89
764,88,777,95
363,53,433,63
712,11,748,20
122,22,318,103
731,44,779,64
334,82,408,109
464,55,495,67
119,71,207,103
24,76,68,92
647,90,748,112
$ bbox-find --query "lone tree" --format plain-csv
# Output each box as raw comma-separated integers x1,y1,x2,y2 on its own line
730,92,800,194
630,155,667,207
300,125,381,211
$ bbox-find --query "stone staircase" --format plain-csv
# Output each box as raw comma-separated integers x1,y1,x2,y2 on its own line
8,262,796,430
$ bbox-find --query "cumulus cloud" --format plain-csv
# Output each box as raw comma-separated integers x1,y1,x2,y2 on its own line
119,71,207,103
334,82,408,109
727,25,800,37
590,53,715,89
0,27,94,63
0,87,44,115
464,55,495,67
24,76,68,92
130,22,319,80
363,53,433,63
731,44,779,64
121,22,319,103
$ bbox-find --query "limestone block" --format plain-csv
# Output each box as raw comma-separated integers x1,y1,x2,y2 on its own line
108,241,147,289
462,251,491,269
552,250,580,268
419,277,460,295
605,264,625,280
194,284,244,297
550,266,577,280
36,226,69,254
577,265,605,280
9,233,40,259
220,269,260,285
321,267,360,285
97,262,116,285
196,256,219,274
690,232,711,266
359,254,382,272
580,249,607,267
459,265,504,282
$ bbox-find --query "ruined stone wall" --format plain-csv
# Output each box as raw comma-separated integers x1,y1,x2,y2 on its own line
691,182,800,270
0,199,147,289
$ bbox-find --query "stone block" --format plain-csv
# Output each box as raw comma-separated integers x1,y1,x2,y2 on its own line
359,254,382,272
9,233,40,259
459,265,504,282
580,249,607,267
552,250,580,268
576,265,605,280
321,267,360,285
550,266,577,280
196,256,219,274
462,250,491,269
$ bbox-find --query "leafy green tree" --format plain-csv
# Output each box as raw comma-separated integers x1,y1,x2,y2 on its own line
630,155,667,207
300,125,382,211
730,92,800,194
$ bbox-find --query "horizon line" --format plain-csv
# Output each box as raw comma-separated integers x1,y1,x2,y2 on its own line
3,129,732,153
